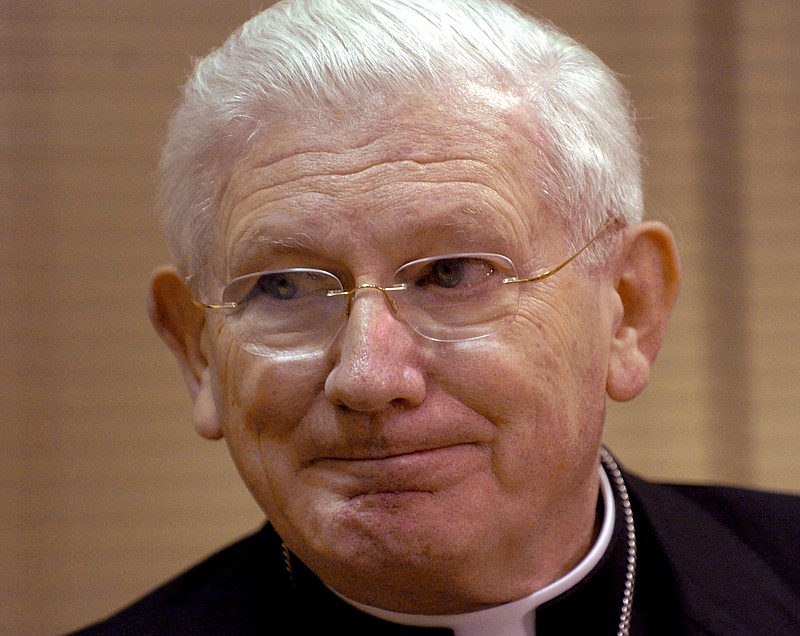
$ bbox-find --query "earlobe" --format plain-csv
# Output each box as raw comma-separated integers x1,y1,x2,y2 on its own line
148,266,223,440
607,222,681,402
192,368,224,440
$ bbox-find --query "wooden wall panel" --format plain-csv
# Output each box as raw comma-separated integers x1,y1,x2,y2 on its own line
739,0,800,490
2,1,798,633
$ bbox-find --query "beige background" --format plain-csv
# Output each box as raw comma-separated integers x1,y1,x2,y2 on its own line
2,1,798,634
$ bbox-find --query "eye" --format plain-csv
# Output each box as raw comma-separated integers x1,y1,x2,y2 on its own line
418,256,496,290
427,258,466,288
257,272,299,301
223,269,342,307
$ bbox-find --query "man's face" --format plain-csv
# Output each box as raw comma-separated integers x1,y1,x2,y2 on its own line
199,91,622,613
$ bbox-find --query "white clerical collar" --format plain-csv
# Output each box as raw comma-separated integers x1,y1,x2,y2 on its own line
330,463,615,636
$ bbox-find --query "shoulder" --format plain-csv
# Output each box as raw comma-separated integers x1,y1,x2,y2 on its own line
629,475,800,586
70,523,289,635
671,482,800,576
624,471,800,634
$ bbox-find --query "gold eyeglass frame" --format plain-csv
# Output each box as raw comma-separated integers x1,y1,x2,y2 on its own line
192,214,621,322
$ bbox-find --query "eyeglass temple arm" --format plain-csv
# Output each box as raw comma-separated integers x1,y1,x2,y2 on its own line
505,215,620,285
192,298,238,310
184,272,238,310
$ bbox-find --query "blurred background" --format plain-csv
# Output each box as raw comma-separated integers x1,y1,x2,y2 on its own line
2,1,798,633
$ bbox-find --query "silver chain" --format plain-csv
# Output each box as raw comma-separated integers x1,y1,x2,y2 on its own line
600,446,637,636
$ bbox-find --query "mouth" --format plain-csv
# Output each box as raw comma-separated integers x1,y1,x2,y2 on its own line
307,443,487,496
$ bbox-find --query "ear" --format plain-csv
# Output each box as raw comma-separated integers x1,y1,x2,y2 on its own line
148,266,223,440
607,222,682,402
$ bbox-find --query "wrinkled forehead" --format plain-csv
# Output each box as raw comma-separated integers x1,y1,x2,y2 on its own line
231,85,534,176
211,87,552,273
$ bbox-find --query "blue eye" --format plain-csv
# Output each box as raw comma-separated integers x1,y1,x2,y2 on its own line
257,272,299,301
415,257,497,293
223,269,343,308
428,258,465,288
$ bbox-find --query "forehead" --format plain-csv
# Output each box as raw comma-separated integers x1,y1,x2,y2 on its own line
215,88,547,272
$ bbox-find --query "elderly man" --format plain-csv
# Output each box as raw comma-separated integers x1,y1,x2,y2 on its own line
76,0,800,634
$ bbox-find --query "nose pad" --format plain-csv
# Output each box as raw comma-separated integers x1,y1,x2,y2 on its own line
338,283,405,317
324,286,425,411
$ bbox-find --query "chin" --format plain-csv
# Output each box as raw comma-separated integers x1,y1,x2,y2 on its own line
309,493,490,582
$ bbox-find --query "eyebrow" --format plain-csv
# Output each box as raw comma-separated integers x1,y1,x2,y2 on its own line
374,205,520,251
226,230,333,276
226,203,526,275
256,233,321,253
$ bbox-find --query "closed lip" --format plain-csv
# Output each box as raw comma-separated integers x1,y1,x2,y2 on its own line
309,441,478,463
307,443,486,493
301,413,495,465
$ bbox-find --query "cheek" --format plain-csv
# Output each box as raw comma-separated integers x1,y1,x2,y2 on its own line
435,287,608,477
218,348,327,436
211,346,330,503
442,298,584,414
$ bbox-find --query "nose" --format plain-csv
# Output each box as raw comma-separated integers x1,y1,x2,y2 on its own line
324,288,426,412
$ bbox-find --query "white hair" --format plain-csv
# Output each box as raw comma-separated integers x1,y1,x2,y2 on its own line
159,0,642,289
